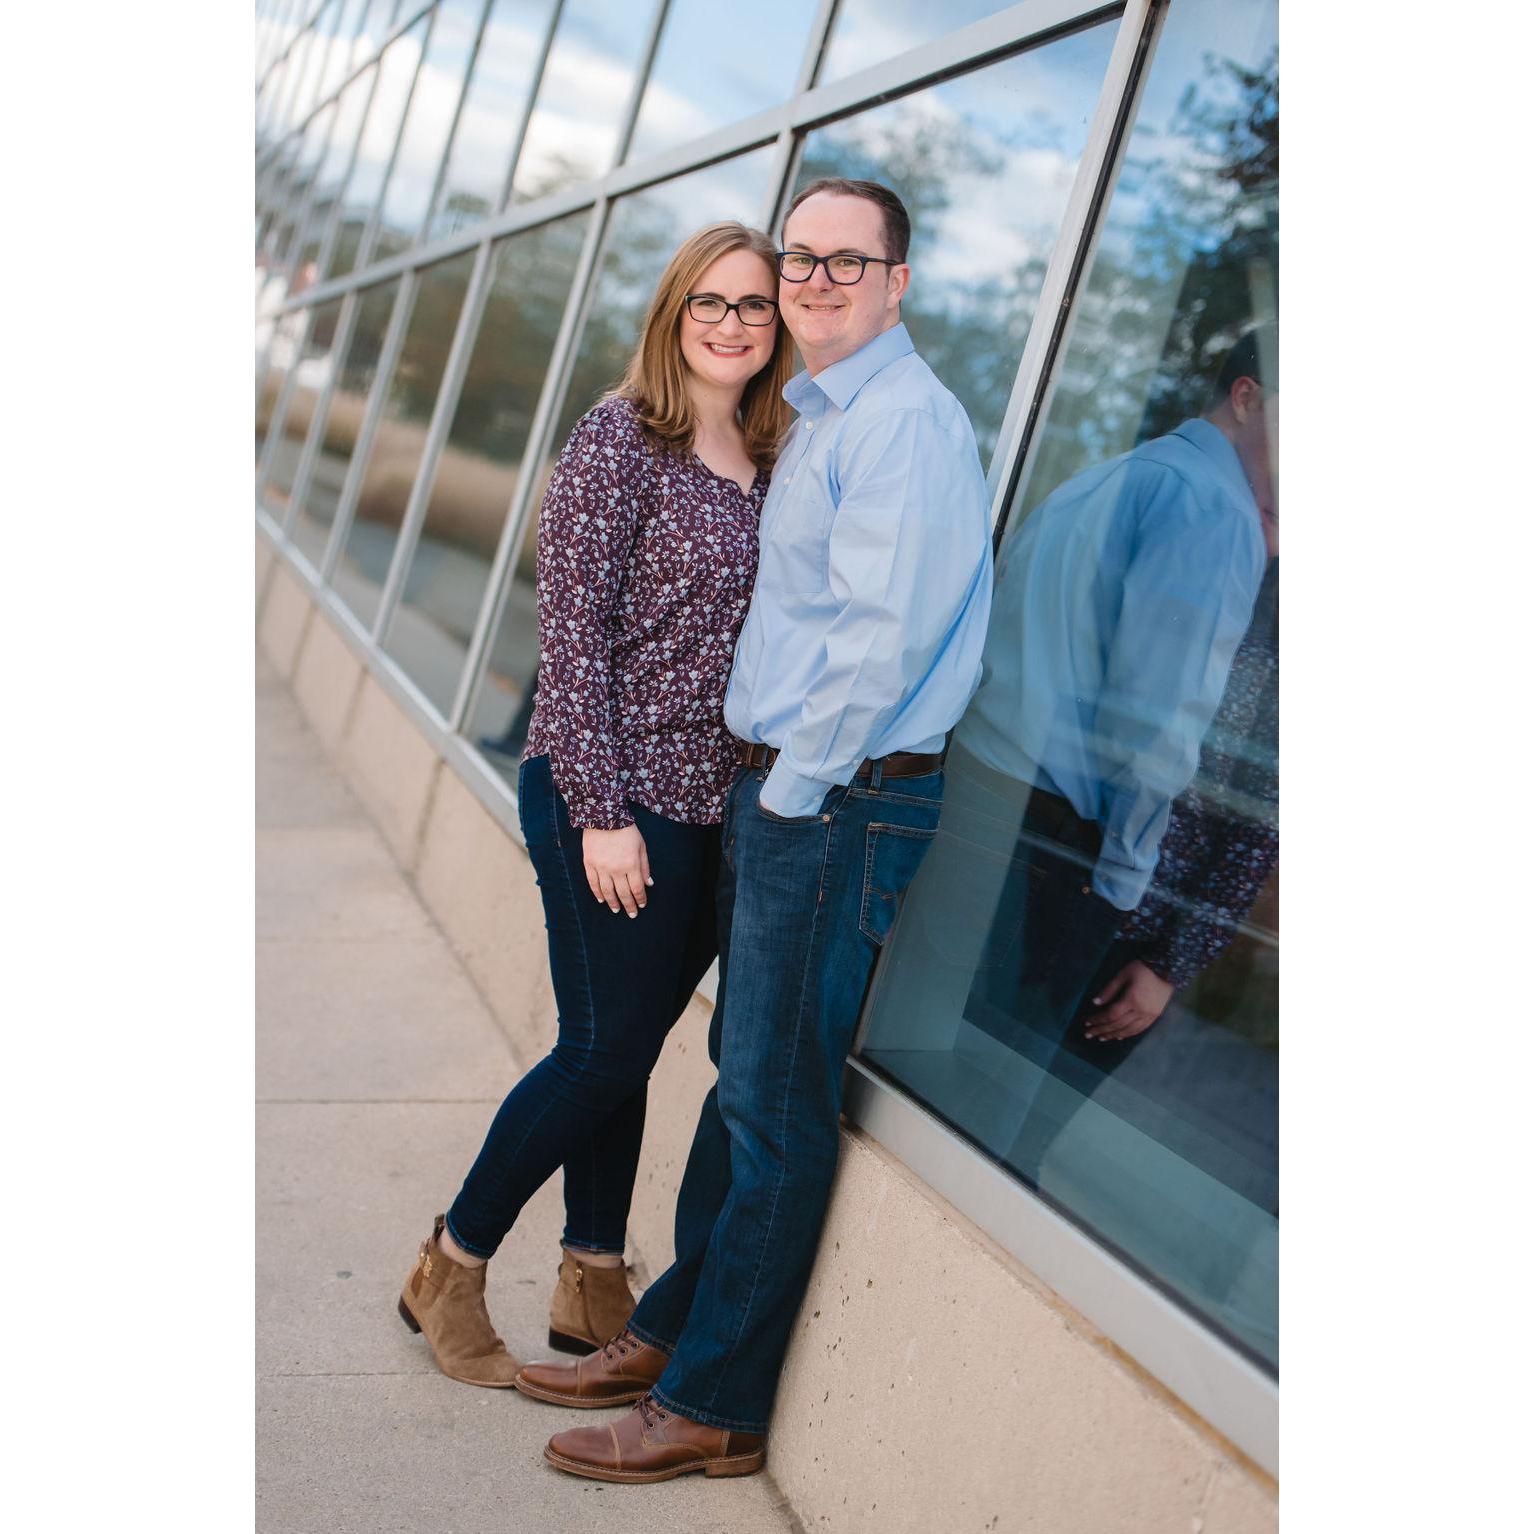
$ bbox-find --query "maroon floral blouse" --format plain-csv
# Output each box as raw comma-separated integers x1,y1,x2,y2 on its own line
524,396,766,829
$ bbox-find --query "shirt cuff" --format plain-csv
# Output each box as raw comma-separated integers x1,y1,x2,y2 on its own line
1091,857,1149,912
760,758,838,819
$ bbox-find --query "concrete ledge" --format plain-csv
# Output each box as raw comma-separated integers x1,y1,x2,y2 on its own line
262,580,1278,1534
292,613,364,756
772,1130,1275,1533
414,766,556,1058
258,561,314,680
338,675,442,870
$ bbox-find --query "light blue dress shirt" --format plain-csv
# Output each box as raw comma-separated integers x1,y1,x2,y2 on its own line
958,418,1266,910
725,323,994,819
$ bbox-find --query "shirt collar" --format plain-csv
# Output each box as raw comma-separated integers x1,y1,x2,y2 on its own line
1172,417,1258,508
783,322,914,414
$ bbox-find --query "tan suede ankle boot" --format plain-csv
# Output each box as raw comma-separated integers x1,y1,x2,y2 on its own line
398,1215,520,1387
547,1250,636,1354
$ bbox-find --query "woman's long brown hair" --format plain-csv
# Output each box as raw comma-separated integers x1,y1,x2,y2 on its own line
610,221,794,471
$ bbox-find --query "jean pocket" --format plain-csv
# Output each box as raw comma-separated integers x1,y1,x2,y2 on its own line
859,822,938,946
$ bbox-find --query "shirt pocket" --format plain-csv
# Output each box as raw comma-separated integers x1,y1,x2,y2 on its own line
760,473,835,596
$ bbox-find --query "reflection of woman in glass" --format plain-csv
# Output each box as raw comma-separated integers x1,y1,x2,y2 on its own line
398,223,794,1385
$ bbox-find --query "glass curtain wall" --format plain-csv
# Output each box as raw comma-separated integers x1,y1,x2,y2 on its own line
254,0,1279,1386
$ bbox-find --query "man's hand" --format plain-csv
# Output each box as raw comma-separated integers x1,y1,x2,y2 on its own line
582,825,652,917
1083,959,1173,1043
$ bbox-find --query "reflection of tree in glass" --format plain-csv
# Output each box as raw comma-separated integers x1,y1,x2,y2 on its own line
800,111,1048,462
557,195,682,440
1025,47,1278,483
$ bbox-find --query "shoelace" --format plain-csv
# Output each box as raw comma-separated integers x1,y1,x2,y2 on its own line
601,1333,635,1364
637,1395,669,1432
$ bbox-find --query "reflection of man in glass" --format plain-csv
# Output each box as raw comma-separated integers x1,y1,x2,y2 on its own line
868,327,1276,1161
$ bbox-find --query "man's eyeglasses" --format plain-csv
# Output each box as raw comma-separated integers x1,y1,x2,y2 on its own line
776,250,898,285
684,294,779,326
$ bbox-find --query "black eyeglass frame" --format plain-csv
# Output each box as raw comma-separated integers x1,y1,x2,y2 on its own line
683,294,780,326
774,250,900,284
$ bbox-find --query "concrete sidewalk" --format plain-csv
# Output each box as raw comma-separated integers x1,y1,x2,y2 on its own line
255,653,801,1534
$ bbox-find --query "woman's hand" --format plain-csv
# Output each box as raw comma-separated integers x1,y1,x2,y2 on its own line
1082,959,1173,1043
582,825,652,917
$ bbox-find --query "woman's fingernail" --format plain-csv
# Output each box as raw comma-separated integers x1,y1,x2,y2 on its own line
646,877,654,886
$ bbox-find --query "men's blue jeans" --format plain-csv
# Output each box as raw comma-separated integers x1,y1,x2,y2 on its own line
626,762,944,1432
446,753,719,1259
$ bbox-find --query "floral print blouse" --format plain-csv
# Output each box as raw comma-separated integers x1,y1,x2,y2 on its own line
524,396,766,829
1120,563,1279,988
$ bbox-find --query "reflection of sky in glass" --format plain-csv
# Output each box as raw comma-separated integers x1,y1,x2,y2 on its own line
348,0,396,73
318,0,370,101
798,20,1115,462
427,0,559,241
557,146,776,432
626,0,820,163
291,0,347,127
511,0,661,201
374,0,485,249
308,67,375,224
1017,0,1278,498
817,0,1012,84
470,146,776,747
329,19,425,276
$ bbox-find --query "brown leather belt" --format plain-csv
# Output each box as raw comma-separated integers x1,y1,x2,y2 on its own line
735,739,943,780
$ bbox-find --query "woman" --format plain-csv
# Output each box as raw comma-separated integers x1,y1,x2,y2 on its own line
398,222,793,1386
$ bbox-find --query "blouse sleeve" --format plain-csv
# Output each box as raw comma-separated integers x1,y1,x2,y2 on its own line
534,399,647,830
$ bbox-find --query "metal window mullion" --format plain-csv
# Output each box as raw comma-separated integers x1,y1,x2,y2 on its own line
257,0,304,92
370,238,498,642
351,3,440,276
257,0,435,172
757,0,839,233
256,305,318,494
317,272,420,577
268,0,1117,320
273,290,363,530
447,198,611,731
419,0,496,242
493,0,566,213
272,103,340,277
977,0,1161,527
270,7,326,142
610,0,674,170
310,62,385,288
256,0,295,85
294,0,344,129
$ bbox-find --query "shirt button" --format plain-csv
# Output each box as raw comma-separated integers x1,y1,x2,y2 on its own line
805,420,814,432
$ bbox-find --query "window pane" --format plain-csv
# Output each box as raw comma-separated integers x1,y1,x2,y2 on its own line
817,0,1014,85
329,20,427,279
289,65,376,297
372,0,487,261
797,20,1117,463
425,0,559,242
856,0,1280,1370
468,146,773,770
382,211,592,717
349,0,396,72
318,0,371,103
510,0,660,202
625,0,820,163
258,295,348,517
286,281,403,566
330,251,480,631
262,100,338,295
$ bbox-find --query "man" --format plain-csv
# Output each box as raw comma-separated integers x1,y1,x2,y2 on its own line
512,177,994,1481
861,326,1277,1177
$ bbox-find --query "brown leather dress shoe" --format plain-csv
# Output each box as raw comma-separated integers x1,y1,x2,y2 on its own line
514,1329,667,1408
544,1394,766,1483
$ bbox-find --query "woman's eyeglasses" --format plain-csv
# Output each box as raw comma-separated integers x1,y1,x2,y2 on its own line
684,295,779,326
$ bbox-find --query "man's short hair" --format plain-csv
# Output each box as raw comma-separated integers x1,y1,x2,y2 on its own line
1214,323,1279,399
784,177,911,264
